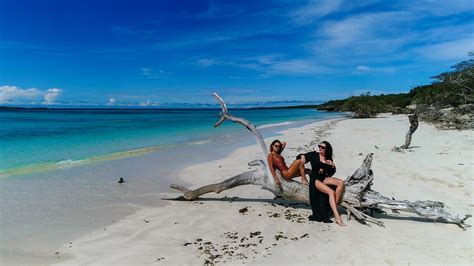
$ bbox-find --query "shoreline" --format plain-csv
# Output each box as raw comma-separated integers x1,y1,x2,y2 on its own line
52,114,472,265
1,108,343,174
0,119,331,179
2,115,472,265
51,118,342,265
0,117,338,265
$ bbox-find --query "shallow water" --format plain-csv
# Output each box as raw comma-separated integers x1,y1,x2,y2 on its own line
0,108,346,264
0,108,341,177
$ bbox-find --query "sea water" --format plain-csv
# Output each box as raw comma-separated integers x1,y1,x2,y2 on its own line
0,108,345,264
0,108,342,177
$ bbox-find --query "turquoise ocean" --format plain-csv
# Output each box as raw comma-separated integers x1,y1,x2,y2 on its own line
0,108,342,178
0,107,346,264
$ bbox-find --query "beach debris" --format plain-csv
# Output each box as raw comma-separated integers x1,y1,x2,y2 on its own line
223,232,239,240
118,177,125,183
249,231,261,238
186,229,306,264
170,94,471,229
263,203,308,223
220,196,238,202
274,233,287,241
238,207,248,214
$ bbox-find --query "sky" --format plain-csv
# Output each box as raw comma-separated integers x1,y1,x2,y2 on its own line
0,0,473,107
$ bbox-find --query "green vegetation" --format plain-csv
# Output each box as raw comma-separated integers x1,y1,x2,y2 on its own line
316,53,474,118
318,92,411,117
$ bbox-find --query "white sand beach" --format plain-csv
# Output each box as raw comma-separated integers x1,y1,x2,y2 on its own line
53,115,473,265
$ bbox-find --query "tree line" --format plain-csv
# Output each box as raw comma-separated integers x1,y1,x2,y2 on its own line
316,53,474,118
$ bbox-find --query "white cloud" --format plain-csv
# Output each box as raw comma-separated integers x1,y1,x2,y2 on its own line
289,0,386,25
290,0,342,24
139,100,160,107
353,65,396,74
198,54,332,76
268,59,330,75
317,12,413,49
43,88,62,104
415,38,474,61
107,97,117,106
397,0,474,16
140,67,156,79
0,85,62,104
0,85,41,102
252,55,332,75
356,66,371,72
140,67,172,79
307,3,473,67
197,58,218,66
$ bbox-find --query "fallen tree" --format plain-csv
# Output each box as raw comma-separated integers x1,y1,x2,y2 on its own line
171,94,470,229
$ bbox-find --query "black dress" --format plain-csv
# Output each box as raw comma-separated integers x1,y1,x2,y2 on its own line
298,151,336,222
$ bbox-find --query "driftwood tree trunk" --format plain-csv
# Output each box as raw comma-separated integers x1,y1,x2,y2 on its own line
393,114,419,151
401,113,419,149
171,94,470,229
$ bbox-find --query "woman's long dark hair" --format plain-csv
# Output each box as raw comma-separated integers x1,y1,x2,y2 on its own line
322,141,334,161
270,139,282,153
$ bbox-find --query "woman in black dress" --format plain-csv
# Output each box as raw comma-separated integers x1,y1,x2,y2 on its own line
298,141,345,226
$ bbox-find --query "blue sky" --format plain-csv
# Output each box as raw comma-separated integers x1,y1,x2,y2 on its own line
1,0,473,107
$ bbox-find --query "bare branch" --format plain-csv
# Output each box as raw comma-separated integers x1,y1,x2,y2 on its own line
169,94,470,228
212,93,269,160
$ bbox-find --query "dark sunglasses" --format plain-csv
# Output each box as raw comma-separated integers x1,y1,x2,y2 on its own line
318,145,326,149
274,144,281,148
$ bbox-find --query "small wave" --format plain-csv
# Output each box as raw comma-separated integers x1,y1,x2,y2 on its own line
56,159,89,167
257,121,293,129
191,139,212,145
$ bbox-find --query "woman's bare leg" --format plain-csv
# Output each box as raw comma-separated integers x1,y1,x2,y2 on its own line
323,177,345,204
315,180,346,226
299,155,308,184
298,162,308,185
282,159,307,184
